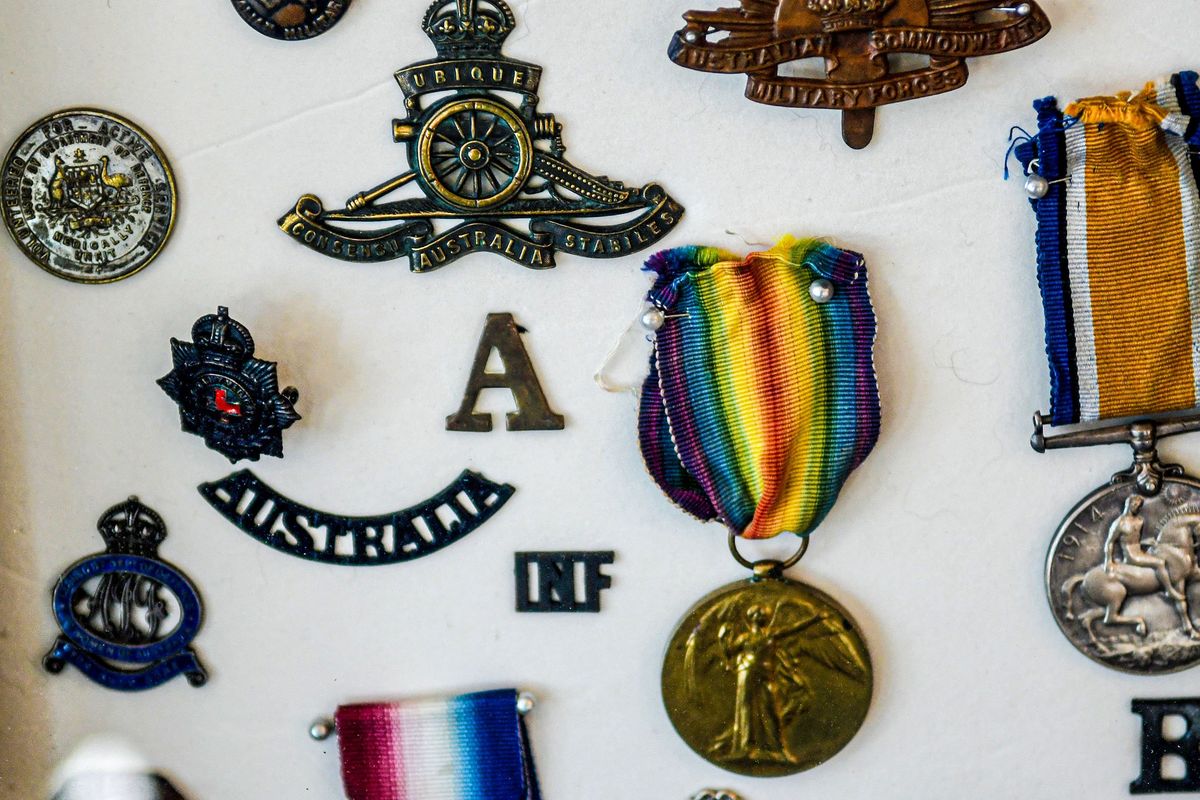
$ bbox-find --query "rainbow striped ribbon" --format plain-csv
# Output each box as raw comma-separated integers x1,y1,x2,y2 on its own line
1018,70,1200,425
638,237,880,541
335,689,540,800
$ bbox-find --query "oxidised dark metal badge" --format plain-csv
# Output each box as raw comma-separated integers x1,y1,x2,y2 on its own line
279,0,684,271
231,0,351,40
198,469,515,566
669,0,1051,148
1,109,176,282
158,307,300,463
43,497,208,692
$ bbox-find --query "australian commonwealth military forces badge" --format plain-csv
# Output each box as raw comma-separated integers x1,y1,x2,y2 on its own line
669,0,1051,148
280,0,684,271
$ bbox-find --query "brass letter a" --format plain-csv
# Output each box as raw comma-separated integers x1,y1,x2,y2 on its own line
446,313,565,432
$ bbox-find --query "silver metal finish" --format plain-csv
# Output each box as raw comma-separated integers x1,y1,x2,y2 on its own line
691,791,743,800
809,278,835,304
516,691,536,715
1023,173,1049,199
309,718,335,741
1031,412,1200,495
1046,471,1200,675
641,307,666,331
1,109,176,283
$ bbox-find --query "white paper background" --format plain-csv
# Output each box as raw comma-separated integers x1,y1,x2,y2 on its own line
2,1,1199,798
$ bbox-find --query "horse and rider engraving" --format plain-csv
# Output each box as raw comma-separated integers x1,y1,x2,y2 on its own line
1063,496,1200,651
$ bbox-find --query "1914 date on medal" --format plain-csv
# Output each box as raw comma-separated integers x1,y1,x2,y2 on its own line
1047,475,1200,675
231,0,351,41
2,109,176,284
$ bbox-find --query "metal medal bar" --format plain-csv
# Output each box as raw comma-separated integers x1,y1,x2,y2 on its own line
668,0,1051,148
280,0,684,271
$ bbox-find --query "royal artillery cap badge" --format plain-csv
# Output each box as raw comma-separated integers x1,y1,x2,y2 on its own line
669,0,1051,148
280,0,684,271
158,307,301,463
43,497,207,692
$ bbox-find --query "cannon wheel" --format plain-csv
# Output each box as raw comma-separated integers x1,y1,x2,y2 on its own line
416,98,533,211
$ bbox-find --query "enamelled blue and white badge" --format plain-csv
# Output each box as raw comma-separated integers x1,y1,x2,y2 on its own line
44,497,207,692
158,306,301,463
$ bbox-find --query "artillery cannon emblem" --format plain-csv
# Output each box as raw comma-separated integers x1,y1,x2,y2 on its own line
280,0,684,271
669,0,1051,148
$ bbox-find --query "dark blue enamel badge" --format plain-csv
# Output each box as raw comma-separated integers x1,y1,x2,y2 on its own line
279,0,684,271
158,307,300,462
44,497,208,691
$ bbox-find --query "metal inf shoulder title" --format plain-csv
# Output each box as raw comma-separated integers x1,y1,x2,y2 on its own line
280,0,684,271
669,0,1051,148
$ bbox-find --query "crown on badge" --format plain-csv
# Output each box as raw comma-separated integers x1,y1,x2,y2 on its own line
97,497,167,557
191,306,255,358
806,0,895,31
423,0,515,56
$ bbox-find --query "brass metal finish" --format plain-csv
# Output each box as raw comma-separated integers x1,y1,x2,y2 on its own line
728,529,809,573
669,0,1051,148
279,0,683,270
662,575,871,777
416,98,533,210
446,312,565,432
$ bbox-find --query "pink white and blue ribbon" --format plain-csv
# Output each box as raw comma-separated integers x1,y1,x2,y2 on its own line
335,689,540,800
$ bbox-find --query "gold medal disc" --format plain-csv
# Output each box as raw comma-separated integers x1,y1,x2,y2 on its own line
661,575,872,777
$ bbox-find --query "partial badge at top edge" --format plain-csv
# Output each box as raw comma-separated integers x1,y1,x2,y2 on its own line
279,0,684,272
1,108,176,283
231,0,352,41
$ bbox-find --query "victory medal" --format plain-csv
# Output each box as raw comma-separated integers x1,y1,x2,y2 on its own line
1,109,176,283
1015,72,1200,674
632,239,880,775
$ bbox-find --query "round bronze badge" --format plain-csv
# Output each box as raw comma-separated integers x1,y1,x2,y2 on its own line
1,109,176,284
661,576,872,777
231,0,351,40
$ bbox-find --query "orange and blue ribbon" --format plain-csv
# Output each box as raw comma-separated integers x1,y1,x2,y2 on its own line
1018,71,1200,425
638,238,880,540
